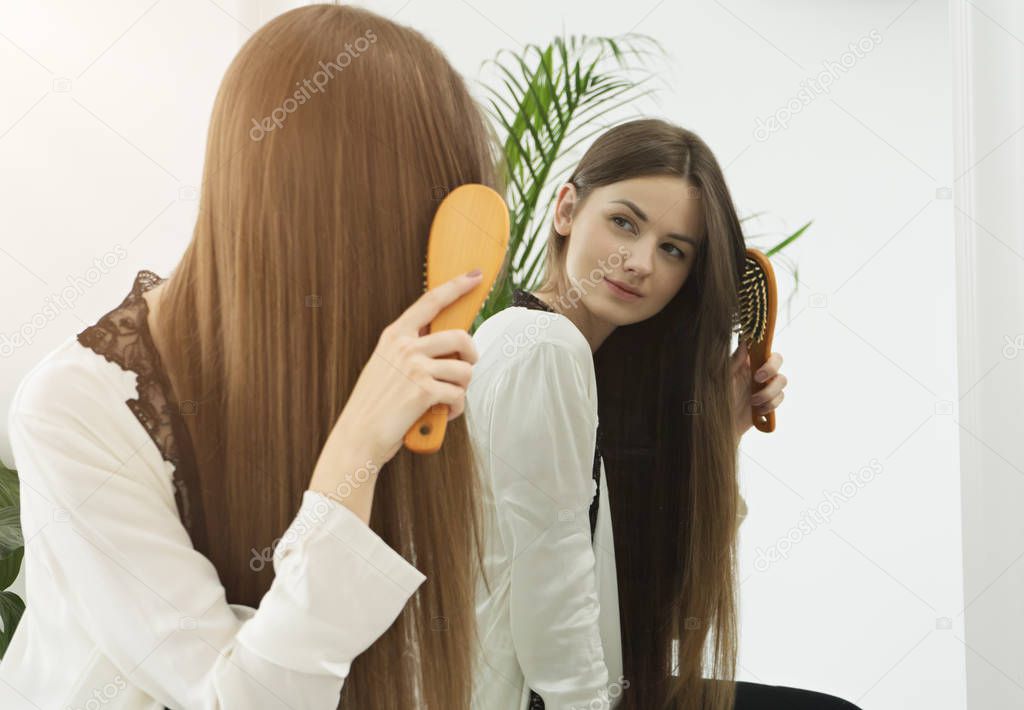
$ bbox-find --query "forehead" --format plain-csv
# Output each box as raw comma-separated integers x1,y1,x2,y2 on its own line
592,175,704,241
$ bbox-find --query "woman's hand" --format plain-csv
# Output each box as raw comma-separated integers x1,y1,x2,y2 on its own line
731,340,787,444
338,269,483,465
309,270,483,517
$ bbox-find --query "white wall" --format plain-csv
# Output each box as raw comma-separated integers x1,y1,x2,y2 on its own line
0,0,244,628
0,2,993,708
952,1,1024,708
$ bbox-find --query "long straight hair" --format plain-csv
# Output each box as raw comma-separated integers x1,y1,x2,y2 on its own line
537,118,746,710
152,5,500,708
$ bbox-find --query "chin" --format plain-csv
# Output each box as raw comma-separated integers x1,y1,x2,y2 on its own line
595,298,648,327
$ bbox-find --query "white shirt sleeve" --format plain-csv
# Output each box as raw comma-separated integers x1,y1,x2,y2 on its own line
485,341,610,710
7,372,426,709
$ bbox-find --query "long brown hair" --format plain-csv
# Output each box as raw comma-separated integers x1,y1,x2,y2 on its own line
536,118,746,710
152,5,500,708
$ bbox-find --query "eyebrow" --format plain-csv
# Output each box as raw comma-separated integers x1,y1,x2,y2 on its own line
609,199,701,247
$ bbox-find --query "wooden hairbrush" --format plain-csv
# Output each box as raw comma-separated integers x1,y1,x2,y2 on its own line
404,184,510,454
736,247,778,433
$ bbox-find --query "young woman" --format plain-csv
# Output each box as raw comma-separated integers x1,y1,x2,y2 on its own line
467,119,861,710
1,5,498,709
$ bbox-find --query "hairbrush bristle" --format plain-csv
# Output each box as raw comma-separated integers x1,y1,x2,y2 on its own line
737,254,769,344
419,257,501,326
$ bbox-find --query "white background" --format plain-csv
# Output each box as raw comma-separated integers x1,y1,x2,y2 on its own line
1,2,1020,708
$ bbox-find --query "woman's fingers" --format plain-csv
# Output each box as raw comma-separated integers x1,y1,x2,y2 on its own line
754,351,783,382
754,390,785,412
416,329,479,363
751,373,788,405
421,356,473,389
447,401,465,421
396,270,483,337
328,272,483,469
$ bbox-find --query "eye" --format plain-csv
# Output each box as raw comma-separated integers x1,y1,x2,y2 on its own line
610,215,636,234
663,243,686,259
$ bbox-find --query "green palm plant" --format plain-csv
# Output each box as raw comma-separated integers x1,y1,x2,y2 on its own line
472,32,811,330
0,461,24,659
749,217,813,318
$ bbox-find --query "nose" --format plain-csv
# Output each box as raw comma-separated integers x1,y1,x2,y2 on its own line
621,238,655,277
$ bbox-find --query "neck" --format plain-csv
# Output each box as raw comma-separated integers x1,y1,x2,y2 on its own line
533,286,614,353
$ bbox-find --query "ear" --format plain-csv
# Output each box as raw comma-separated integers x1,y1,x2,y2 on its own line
552,182,577,237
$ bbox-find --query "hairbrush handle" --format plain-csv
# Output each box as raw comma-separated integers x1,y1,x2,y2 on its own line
756,407,775,433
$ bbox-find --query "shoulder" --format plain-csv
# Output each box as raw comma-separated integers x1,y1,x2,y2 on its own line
473,306,592,378
469,306,596,411
10,334,124,423
7,330,172,508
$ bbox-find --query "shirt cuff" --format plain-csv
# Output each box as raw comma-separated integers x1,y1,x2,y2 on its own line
235,490,426,677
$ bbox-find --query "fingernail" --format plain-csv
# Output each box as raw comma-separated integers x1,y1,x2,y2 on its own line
755,370,767,382
467,268,482,278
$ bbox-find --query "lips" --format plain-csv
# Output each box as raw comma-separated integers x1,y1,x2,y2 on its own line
605,277,642,297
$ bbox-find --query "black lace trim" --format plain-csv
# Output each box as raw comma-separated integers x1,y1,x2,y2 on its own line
510,288,555,313
512,289,603,710
75,269,205,548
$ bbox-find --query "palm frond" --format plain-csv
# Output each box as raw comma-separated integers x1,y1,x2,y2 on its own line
0,462,23,660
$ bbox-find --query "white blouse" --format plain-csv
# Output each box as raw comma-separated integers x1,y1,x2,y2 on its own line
0,270,426,709
466,304,623,710
465,299,749,710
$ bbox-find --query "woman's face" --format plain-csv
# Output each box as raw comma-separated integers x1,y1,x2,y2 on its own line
552,174,706,332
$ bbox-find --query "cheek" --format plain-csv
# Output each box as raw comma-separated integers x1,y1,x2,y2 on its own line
595,232,622,268
569,223,618,270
